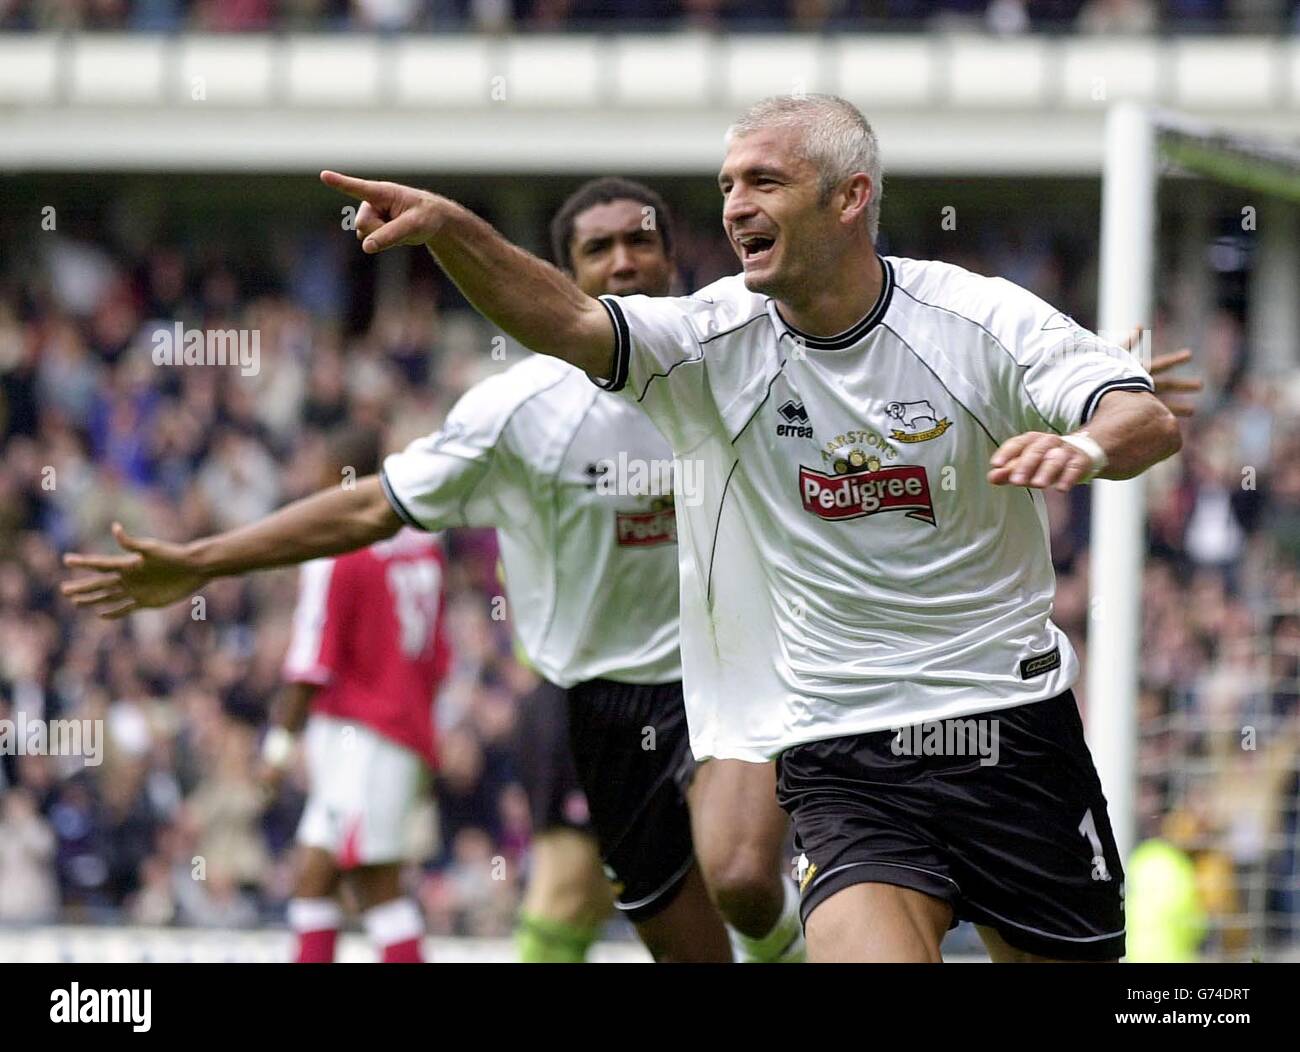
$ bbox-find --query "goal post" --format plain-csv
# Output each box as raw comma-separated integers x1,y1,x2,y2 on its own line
1090,101,1156,865
1090,103,1300,871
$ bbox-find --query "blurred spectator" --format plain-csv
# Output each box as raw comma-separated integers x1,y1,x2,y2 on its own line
174,863,260,927
352,0,420,29
420,827,516,936
127,853,177,925
1126,820,1207,962
0,0,1288,31
1077,0,1155,32
181,720,271,891
0,787,59,922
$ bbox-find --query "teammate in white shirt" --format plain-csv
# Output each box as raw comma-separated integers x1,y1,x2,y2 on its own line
310,93,1183,963
411,179,799,964
60,179,805,965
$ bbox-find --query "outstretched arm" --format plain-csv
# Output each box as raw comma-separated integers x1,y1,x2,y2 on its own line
321,171,616,379
62,475,401,619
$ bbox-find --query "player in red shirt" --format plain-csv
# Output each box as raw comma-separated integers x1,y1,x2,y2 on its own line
260,427,451,963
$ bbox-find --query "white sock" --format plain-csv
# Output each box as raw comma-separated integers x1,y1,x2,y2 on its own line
731,876,806,963
362,898,425,947
288,897,343,933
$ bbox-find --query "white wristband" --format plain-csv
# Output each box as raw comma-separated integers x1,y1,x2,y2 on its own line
261,726,296,769
1060,430,1108,482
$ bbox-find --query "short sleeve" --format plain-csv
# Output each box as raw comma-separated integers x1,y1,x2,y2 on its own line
379,376,531,531
282,557,343,686
595,293,723,452
990,279,1155,435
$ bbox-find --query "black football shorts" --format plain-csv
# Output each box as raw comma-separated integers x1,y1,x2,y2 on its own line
566,677,697,923
515,678,592,835
776,690,1126,961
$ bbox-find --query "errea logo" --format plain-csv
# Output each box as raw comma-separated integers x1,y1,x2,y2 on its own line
776,399,813,439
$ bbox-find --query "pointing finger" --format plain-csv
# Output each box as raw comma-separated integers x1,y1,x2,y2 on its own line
320,170,391,206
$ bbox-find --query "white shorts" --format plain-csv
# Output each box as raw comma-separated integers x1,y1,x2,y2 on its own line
296,715,427,867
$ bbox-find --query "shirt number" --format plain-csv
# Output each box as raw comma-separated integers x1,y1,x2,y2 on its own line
387,561,442,658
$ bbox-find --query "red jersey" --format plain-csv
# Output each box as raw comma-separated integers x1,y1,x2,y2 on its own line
282,528,451,767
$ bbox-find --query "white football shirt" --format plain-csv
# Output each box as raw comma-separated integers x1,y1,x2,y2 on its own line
381,355,682,688
594,254,1155,761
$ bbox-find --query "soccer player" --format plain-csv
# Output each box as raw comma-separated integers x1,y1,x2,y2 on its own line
61,179,803,964
305,93,1184,962
262,425,451,963
509,179,799,963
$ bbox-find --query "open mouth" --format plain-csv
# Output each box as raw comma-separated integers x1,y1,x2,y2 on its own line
736,233,776,266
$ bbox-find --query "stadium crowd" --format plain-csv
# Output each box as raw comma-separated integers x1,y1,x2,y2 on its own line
1,0,1299,35
0,185,1296,956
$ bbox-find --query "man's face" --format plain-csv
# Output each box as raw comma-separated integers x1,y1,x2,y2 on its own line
568,199,674,298
718,125,837,300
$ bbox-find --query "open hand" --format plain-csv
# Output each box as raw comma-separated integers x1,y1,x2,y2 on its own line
1117,326,1202,418
61,523,208,619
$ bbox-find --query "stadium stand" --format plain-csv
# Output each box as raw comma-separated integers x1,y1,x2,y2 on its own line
0,0,1298,35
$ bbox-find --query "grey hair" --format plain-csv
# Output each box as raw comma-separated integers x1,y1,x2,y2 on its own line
726,94,883,242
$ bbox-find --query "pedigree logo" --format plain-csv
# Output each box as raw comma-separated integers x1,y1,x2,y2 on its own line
798,464,936,526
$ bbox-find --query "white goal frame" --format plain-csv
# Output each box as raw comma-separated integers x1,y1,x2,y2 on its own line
1091,103,1300,862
